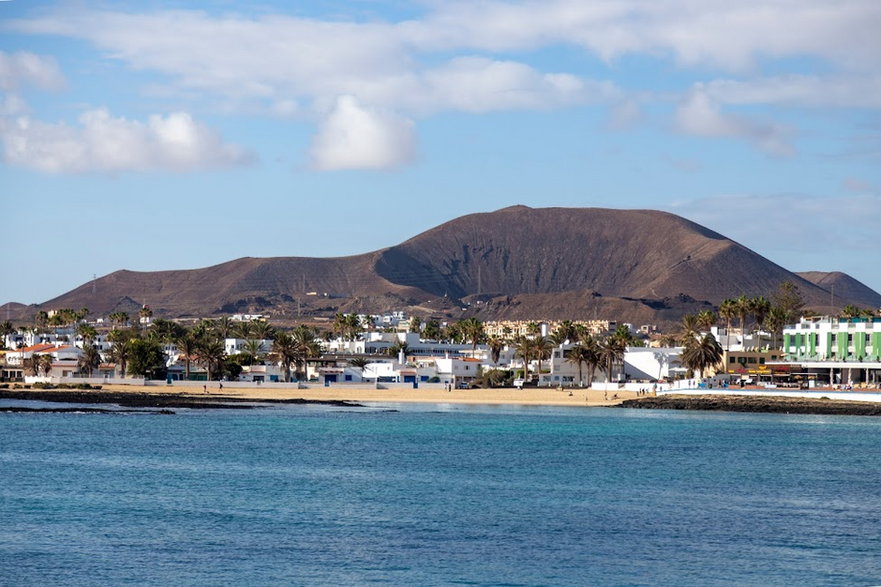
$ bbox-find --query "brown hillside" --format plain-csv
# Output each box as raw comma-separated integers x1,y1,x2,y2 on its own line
796,271,881,309
376,206,826,303
20,206,880,323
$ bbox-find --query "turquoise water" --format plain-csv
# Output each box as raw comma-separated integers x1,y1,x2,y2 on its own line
2,403,881,585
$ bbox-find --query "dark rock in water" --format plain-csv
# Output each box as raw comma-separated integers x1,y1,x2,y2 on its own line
618,395,881,416
0,406,175,415
0,389,363,410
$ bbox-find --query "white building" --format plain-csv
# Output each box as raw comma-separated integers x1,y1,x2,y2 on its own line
779,316,881,386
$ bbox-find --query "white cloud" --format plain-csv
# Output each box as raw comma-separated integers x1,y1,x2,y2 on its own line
310,95,416,171
6,2,881,167
409,0,881,73
0,94,29,116
699,75,881,109
1,108,251,173
0,51,65,91
675,89,794,156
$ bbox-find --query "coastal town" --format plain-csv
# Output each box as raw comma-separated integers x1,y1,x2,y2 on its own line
3,282,880,397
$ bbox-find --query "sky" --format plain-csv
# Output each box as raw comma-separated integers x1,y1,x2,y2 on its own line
2,0,880,306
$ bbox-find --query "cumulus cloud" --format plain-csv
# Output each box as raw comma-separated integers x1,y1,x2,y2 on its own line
699,75,881,109
1,109,251,173
310,95,416,171
675,89,794,156
6,1,881,167
408,0,881,72
0,51,65,91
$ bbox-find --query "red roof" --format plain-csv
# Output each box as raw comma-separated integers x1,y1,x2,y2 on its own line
19,343,55,353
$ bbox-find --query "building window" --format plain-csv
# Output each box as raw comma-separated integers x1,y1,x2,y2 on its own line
729,357,736,364
759,358,766,364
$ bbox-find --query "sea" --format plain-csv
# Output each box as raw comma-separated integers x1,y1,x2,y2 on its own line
2,401,880,586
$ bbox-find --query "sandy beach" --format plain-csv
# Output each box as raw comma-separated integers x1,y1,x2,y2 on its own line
3,382,638,408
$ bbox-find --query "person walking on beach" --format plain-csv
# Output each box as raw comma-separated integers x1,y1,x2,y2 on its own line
219,382,223,392
203,384,208,394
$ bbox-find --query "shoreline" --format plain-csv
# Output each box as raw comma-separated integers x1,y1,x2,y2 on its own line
4,384,881,416
0,383,631,409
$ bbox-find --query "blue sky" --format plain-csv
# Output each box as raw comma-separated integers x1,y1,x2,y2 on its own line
2,0,880,306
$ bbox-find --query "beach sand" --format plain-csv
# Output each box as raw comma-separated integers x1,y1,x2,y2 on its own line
8,382,638,408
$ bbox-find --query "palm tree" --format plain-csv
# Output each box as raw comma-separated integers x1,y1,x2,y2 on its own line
37,353,53,376
108,312,129,327
174,333,198,380
548,330,568,346
553,320,577,344
733,295,751,338
487,335,505,365
681,333,723,378
598,336,626,384
422,320,442,341
526,322,541,337
582,336,601,388
678,314,701,345
444,322,463,344
573,324,589,344
749,296,771,335
76,323,98,346
242,339,264,365
195,336,225,381
78,345,102,377
108,337,133,378
271,332,297,382
290,325,321,380
349,356,369,380
763,307,787,351
719,299,737,350
567,342,598,387
35,310,50,331
138,305,153,330
612,324,639,346
533,336,553,384
250,320,275,341
48,313,65,337
387,340,411,359
0,320,15,348
696,310,717,333
23,356,40,376
213,316,235,339
514,336,534,382
234,320,253,339
841,304,863,319
459,317,485,354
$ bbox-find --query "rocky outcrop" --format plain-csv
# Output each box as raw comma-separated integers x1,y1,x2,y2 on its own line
618,394,881,416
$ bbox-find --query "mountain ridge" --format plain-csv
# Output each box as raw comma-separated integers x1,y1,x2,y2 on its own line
6,206,880,324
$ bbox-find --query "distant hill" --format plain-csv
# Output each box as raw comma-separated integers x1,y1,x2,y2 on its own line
796,271,881,309
10,206,880,325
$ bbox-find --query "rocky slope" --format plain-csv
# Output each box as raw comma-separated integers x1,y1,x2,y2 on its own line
10,206,880,323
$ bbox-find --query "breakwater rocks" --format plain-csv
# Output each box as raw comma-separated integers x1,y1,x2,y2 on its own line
618,395,881,416
0,390,363,410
